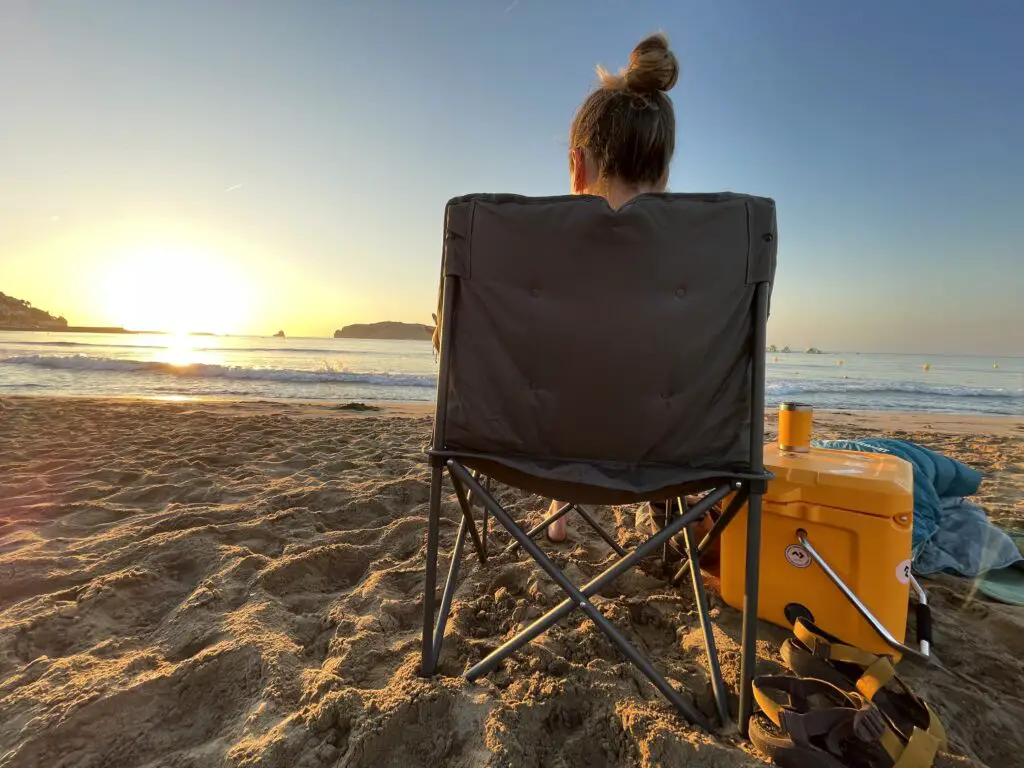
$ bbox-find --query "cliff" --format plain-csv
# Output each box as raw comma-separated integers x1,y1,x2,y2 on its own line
334,321,433,341
0,292,68,330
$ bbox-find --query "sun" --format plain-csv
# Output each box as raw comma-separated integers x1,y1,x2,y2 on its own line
102,246,252,334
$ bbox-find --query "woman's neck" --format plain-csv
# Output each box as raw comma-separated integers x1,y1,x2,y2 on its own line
595,178,665,210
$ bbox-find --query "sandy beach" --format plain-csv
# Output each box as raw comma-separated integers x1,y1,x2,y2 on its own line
0,396,1021,767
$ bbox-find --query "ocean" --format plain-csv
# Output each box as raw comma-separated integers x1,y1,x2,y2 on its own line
0,331,1020,415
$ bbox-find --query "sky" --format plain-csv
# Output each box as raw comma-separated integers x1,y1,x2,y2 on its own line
1,0,1021,354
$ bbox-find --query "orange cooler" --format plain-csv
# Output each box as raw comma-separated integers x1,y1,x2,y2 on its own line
720,444,914,657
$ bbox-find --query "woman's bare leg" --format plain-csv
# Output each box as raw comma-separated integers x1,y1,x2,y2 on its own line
546,500,568,542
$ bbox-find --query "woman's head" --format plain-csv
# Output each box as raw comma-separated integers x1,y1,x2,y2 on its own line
569,33,679,204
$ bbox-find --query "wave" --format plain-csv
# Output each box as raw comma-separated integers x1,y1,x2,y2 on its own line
4,355,1018,402
0,354,436,388
0,340,386,356
1,340,164,350
0,381,51,389
211,346,380,355
767,379,1022,400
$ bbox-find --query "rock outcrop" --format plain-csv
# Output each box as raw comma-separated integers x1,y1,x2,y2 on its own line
0,292,68,330
333,321,433,341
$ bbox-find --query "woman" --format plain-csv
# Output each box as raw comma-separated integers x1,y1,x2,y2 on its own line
547,32,680,542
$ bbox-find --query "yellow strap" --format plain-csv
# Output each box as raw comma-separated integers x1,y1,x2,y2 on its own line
794,620,878,667
856,664,947,752
855,656,898,700
880,725,905,762
793,619,823,651
752,681,784,728
892,728,940,768
924,703,948,750
828,643,879,666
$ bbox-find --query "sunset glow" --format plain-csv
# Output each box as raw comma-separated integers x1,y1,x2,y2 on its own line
150,333,224,368
101,246,252,334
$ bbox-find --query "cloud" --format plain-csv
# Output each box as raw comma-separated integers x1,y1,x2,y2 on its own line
225,183,243,193
504,0,520,14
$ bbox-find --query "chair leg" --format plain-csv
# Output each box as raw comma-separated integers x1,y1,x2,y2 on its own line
671,489,749,586
431,513,470,669
468,469,488,561
681,513,730,726
662,499,674,566
450,472,487,563
481,479,489,561
421,465,444,677
737,491,764,736
574,505,627,557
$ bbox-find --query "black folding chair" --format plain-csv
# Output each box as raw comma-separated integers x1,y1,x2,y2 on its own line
420,192,777,735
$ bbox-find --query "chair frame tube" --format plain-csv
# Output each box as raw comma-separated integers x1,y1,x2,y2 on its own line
737,280,770,735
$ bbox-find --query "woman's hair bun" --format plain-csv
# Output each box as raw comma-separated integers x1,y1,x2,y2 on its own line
597,33,679,94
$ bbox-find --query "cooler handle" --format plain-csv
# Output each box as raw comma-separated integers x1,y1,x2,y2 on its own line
909,574,932,658
796,530,931,660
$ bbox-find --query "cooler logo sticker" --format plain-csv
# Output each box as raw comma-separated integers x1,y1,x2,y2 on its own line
896,559,912,584
785,544,812,569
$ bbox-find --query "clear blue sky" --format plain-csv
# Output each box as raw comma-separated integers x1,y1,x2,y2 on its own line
2,0,1021,353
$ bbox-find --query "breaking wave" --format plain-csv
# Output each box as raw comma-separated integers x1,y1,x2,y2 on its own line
766,379,1021,400
0,354,435,388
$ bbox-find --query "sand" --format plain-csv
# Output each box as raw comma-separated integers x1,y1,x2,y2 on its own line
0,397,1021,768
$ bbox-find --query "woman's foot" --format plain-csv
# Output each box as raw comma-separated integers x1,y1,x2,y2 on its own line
546,500,568,542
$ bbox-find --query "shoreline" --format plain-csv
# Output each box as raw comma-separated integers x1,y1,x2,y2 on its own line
2,393,1020,434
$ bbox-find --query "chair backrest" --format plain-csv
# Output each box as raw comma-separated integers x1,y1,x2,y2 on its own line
434,192,777,493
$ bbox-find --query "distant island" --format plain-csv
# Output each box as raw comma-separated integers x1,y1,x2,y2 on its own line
767,344,828,355
334,321,434,341
0,292,68,330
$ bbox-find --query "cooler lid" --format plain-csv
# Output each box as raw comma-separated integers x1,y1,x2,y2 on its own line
764,443,913,517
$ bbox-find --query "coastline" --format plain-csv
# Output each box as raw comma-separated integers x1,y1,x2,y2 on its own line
0,395,1021,765
0,326,219,335
3,393,1020,434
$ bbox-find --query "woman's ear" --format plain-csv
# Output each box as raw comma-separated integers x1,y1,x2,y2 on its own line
569,147,588,194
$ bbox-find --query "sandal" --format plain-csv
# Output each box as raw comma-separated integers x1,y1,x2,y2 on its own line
782,618,947,753
750,676,940,767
